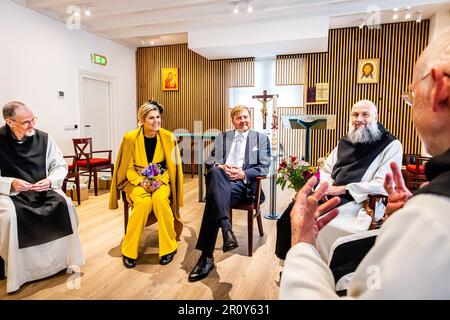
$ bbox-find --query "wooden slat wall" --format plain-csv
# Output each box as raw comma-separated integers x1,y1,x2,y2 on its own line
306,52,332,163
278,106,307,159
136,45,255,173
137,44,228,133
228,58,255,87
276,55,306,85
137,45,255,132
276,21,429,164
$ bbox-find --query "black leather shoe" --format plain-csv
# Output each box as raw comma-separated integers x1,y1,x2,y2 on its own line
188,255,215,282
159,249,177,265
122,255,136,268
222,229,239,253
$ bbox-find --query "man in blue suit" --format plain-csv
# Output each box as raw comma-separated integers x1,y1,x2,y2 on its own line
188,105,271,282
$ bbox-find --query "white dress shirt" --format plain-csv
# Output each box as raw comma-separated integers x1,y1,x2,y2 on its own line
225,130,249,168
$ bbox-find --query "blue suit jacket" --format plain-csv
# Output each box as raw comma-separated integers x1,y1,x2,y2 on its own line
205,129,271,202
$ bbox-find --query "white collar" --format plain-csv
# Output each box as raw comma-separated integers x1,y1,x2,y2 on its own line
234,129,249,140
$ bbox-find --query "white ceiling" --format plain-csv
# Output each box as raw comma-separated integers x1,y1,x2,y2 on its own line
13,0,450,59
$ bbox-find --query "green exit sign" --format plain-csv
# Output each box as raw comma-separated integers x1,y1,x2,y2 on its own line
91,53,107,66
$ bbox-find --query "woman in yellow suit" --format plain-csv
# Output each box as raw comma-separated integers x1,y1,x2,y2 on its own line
109,100,183,268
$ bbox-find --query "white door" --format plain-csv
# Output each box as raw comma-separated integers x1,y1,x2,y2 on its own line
81,77,111,151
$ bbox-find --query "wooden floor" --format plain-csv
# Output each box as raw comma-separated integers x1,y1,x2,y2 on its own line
0,176,295,300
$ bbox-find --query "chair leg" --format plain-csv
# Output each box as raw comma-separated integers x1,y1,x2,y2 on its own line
93,170,98,196
256,210,264,236
75,175,81,206
88,171,92,189
191,139,194,178
124,204,129,234
247,208,253,257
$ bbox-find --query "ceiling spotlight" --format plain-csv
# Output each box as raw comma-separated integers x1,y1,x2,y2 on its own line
393,7,399,12
233,4,239,14
405,11,411,19
84,6,91,16
247,4,253,13
416,13,422,23
393,13,398,20
150,40,155,45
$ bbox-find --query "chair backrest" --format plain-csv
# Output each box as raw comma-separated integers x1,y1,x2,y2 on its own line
365,194,387,229
73,138,93,162
63,155,77,175
403,154,431,190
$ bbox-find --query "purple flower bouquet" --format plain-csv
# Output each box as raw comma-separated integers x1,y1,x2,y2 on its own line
141,163,164,189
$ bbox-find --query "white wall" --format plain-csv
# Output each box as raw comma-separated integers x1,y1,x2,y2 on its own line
429,10,450,42
0,0,136,156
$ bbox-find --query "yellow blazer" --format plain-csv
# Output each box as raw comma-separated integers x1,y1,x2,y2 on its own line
109,127,183,239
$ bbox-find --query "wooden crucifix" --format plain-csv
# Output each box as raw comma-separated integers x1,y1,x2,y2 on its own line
252,90,279,130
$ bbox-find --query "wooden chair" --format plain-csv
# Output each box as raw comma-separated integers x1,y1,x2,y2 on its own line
229,176,266,257
122,191,131,233
364,194,388,230
121,191,158,233
403,154,430,191
62,155,81,205
73,138,114,196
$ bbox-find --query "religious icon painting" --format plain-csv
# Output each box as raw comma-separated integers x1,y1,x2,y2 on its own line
357,58,379,84
162,68,179,91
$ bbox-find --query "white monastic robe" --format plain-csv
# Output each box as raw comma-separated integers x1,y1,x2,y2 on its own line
0,133,84,293
316,139,402,260
280,149,450,299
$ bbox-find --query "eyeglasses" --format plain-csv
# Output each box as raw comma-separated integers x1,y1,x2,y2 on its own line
11,116,37,127
402,71,450,107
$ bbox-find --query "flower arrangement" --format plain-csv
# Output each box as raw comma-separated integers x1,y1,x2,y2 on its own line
276,155,320,192
141,163,164,188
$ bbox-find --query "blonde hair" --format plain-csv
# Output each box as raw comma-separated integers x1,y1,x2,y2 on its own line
137,100,163,127
230,105,251,120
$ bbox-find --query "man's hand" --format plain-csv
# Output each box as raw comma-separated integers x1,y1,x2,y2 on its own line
31,179,51,192
291,176,341,247
219,164,245,180
325,185,346,196
228,166,245,180
12,179,33,192
384,162,412,217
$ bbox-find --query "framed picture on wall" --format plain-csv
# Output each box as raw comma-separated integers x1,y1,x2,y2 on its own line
357,58,379,84
162,67,178,91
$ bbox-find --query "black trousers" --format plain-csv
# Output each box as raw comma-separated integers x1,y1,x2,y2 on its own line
195,167,249,255
275,200,295,260
0,256,5,280
275,194,351,260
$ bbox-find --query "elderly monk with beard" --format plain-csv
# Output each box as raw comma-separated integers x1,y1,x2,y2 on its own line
0,101,84,293
275,99,402,261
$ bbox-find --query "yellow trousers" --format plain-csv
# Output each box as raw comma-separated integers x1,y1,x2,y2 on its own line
122,184,177,259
